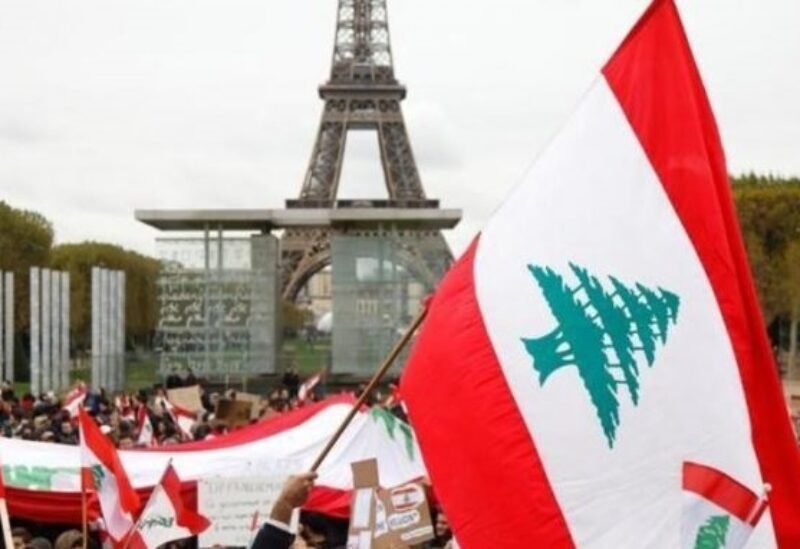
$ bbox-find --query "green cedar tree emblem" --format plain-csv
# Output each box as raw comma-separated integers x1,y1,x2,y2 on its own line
694,515,730,549
522,263,680,447
370,408,416,461
139,515,176,531
92,465,106,489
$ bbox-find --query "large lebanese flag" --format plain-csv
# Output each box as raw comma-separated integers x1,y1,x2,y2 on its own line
78,408,141,543
401,1,800,547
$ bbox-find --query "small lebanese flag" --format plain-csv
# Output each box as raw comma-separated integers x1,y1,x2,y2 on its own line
158,396,196,440
298,371,323,401
115,395,135,422
78,407,141,543
63,383,88,419
682,462,768,549
124,463,210,549
136,406,156,448
401,0,800,547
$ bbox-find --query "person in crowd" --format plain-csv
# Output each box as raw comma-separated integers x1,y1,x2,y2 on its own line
11,527,32,549
53,530,83,549
26,537,53,549
282,366,301,399
251,472,318,549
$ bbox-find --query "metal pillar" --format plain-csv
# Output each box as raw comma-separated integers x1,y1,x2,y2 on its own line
217,225,224,376
0,272,4,381
41,269,51,393
101,269,111,391
204,225,211,373
30,268,40,396
110,271,118,391
61,273,70,389
117,271,126,391
50,272,61,391
91,267,100,391
3,272,13,383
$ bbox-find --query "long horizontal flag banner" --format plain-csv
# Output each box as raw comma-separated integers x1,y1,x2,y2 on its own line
401,0,800,547
0,396,425,524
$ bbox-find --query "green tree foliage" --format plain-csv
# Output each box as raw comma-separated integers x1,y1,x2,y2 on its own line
281,300,313,336
0,201,54,333
733,174,800,374
733,174,800,323
49,242,160,350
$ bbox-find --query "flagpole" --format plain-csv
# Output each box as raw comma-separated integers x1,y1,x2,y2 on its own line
0,457,14,549
0,499,13,549
81,484,88,549
78,406,88,549
309,306,428,473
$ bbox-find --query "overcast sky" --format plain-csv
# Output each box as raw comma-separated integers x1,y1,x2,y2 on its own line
0,0,798,258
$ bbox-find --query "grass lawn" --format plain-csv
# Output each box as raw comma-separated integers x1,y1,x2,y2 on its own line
282,337,331,374
11,340,331,396
13,359,158,396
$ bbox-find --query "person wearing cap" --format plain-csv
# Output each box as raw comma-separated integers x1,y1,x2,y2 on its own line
251,472,317,549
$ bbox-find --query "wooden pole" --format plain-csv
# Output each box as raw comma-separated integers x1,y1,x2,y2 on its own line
309,306,428,473
81,482,88,549
0,498,14,549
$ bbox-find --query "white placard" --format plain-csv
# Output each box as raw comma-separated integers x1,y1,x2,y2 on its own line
351,488,373,529
198,475,287,548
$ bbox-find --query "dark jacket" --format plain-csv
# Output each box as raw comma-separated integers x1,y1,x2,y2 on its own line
250,522,294,549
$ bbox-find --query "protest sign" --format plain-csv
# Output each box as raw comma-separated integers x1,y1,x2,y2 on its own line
197,475,286,548
167,385,204,413
235,392,264,420
347,459,434,549
216,399,253,428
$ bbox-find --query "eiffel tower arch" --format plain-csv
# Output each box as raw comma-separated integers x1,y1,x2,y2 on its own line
281,0,452,301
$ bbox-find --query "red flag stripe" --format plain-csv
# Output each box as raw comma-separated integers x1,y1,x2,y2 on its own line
160,465,209,533
401,240,574,548
682,462,759,524
0,458,6,499
603,1,800,545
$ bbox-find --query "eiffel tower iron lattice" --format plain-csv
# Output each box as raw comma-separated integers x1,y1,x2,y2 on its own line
281,0,451,300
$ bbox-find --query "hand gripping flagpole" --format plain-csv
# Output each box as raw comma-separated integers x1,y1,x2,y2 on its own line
309,305,428,473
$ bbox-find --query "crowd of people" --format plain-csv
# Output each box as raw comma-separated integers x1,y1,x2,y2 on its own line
0,373,450,549
0,369,315,448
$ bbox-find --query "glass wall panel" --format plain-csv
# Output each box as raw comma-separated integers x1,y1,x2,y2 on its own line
332,230,449,375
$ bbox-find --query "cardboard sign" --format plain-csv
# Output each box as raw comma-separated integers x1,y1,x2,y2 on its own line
167,385,204,413
216,399,253,428
235,392,265,420
197,475,287,548
347,459,434,549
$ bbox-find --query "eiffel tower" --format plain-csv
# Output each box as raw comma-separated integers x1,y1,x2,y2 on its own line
281,0,452,300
